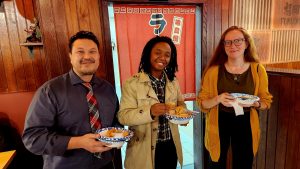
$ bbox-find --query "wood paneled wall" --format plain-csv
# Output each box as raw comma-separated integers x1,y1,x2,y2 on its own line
0,0,114,93
266,61,300,70
265,72,300,169
0,0,47,93
204,0,300,67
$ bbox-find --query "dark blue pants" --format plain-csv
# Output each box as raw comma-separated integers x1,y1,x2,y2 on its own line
209,110,254,169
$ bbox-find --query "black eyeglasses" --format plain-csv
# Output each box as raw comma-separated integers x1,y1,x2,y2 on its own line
223,38,245,47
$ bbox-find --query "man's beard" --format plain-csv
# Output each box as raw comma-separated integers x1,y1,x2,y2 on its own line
80,70,96,76
79,58,97,76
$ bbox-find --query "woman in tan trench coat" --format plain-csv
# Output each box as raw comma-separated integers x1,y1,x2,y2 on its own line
118,36,185,169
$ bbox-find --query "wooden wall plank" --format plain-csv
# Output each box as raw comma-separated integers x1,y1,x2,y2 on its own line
266,74,280,169
294,79,300,169
285,126,299,169
266,61,300,70
37,0,62,78
89,0,106,79
296,81,300,169
98,0,114,83
298,144,300,169
51,0,71,73
285,78,300,169
64,0,79,38
4,1,27,91
108,0,207,2
0,37,8,92
15,0,37,91
31,48,47,87
221,0,229,32
204,0,214,68
256,110,268,169
228,0,233,27
32,0,49,87
88,0,102,40
76,0,91,31
0,10,17,92
214,0,222,46
274,76,292,169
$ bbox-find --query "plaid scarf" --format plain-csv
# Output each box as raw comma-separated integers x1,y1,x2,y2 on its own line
148,74,172,142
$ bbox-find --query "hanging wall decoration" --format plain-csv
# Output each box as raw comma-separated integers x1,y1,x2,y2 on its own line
20,18,43,58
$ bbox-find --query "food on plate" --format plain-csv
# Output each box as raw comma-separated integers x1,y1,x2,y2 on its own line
166,102,176,108
105,128,128,137
230,93,260,105
168,106,192,117
175,106,185,114
238,95,252,100
166,102,176,114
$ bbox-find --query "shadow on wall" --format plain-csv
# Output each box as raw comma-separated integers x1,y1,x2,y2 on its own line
0,112,43,169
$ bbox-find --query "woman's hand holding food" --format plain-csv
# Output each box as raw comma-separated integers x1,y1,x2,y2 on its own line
150,103,171,117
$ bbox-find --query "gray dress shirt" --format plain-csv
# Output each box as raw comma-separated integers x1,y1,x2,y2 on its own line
22,69,119,169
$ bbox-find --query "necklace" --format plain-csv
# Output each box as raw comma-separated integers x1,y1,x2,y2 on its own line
233,74,239,81
225,62,246,84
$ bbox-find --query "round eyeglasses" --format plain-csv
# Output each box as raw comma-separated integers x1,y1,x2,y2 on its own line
223,38,245,47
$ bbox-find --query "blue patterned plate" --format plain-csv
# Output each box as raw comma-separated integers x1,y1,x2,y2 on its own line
95,127,134,147
165,110,197,125
231,93,260,105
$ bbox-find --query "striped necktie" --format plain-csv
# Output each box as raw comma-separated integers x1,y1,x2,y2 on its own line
82,82,101,131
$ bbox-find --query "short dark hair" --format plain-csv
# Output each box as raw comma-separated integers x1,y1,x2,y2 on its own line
138,36,178,81
69,31,100,52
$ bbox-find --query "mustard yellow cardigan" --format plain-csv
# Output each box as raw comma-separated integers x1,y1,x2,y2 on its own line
197,62,273,162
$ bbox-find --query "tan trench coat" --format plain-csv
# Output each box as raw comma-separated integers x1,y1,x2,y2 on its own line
118,72,185,169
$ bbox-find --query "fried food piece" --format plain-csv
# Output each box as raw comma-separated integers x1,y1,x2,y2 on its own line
175,106,186,114
106,128,128,137
166,102,176,114
168,110,176,115
174,106,192,117
177,111,192,117
114,129,123,133
177,113,190,117
122,131,129,137
166,102,176,109
106,128,116,137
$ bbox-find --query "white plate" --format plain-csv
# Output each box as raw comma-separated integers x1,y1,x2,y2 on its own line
231,93,260,105
95,127,134,148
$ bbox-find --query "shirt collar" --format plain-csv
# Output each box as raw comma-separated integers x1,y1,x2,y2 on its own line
69,69,101,86
148,73,166,85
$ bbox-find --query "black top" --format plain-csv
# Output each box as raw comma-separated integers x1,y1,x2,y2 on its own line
217,64,254,112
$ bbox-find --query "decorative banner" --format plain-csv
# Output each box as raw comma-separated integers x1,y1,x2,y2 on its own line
272,0,300,29
114,5,196,100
